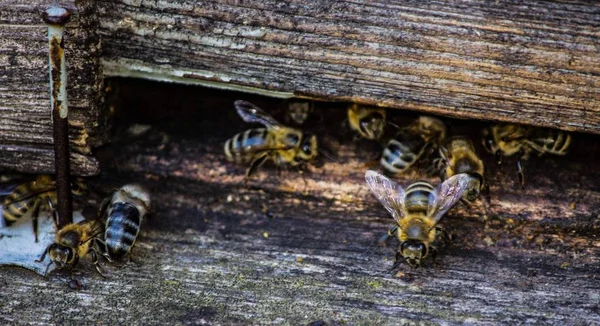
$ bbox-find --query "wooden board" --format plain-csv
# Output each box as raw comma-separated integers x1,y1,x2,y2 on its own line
1,83,599,324
98,0,600,134
0,0,105,175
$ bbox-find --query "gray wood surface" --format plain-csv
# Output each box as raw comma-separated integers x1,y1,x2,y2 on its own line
0,0,104,175
99,0,600,134
1,88,599,325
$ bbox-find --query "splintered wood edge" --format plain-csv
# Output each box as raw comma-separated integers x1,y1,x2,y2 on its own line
102,58,295,99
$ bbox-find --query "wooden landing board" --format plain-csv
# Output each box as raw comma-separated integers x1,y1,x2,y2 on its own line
1,83,599,324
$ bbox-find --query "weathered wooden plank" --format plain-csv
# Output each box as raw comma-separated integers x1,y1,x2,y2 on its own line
0,1,105,175
1,84,599,324
98,0,600,135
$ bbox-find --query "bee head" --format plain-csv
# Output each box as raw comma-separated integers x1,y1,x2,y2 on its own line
70,177,88,196
359,112,386,140
464,173,483,202
482,127,499,155
295,133,318,162
400,240,428,268
287,101,311,125
48,243,77,269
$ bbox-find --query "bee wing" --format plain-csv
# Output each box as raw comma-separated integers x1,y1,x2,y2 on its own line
428,173,470,224
365,170,406,223
234,100,282,128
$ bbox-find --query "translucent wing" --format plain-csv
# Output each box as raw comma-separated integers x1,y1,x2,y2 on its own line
428,173,470,224
234,100,281,128
365,170,406,223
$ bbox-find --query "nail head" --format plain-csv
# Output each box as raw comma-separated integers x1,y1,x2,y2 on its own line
42,7,71,25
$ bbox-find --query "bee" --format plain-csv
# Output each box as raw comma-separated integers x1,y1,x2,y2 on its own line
224,100,318,179
285,99,314,125
438,136,488,202
1,175,88,242
380,116,447,177
37,217,105,276
365,170,469,268
347,103,387,140
482,123,571,187
97,184,151,261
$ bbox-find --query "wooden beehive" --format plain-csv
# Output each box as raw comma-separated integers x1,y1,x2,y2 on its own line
3,0,600,175
2,1,600,324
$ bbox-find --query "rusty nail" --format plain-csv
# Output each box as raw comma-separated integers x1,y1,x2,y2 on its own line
44,6,73,228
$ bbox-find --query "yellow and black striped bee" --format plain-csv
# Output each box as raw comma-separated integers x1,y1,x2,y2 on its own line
439,136,488,202
365,170,469,268
482,123,571,187
347,103,387,141
381,116,447,177
37,217,105,276
1,175,87,242
224,100,318,179
97,184,151,261
285,99,314,126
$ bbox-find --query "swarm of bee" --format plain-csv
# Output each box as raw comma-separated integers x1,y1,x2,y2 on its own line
0,99,573,279
223,100,572,269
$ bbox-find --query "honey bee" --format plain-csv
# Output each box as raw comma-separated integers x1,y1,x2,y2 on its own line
1,175,88,242
97,184,151,261
285,99,314,125
380,116,447,177
347,103,387,140
37,217,105,276
482,123,571,187
365,170,469,268
224,100,318,179
438,136,488,202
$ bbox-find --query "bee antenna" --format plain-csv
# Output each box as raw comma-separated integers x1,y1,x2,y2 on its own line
385,121,401,130
318,148,341,163
43,261,54,276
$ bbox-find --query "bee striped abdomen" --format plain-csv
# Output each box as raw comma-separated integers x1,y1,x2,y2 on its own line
105,202,141,259
2,186,34,225
404,181,434,214
224,128,268,163
381,133,427,176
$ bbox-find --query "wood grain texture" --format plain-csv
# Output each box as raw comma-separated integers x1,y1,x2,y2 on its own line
0,0,105,175
1,85,599,324
98,0,600,134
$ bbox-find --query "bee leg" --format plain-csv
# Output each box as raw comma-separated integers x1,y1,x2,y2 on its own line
483,181,491,204
435,226,452,245
90,248,107,278
35,244,52,263
97,197,110,220
495,150,503,165
94,238,114,263
244,154,268,185
387,251,403,273
378,225,398,247
46,196,57,225
31,197,43,242
429,246,439,267
516,158,525,189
